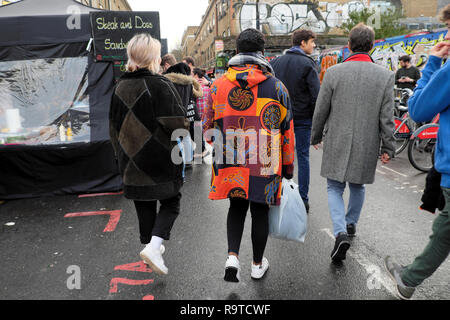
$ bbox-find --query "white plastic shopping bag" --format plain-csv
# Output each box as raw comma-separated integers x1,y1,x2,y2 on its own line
268,178,307,242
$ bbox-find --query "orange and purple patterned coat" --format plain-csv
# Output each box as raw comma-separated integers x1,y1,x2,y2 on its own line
202,60,295,206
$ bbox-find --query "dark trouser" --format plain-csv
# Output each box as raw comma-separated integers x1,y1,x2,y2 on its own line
227,198,269,264
402,188,450,287
134,193,182,243
190,121,205,155
294,119,312,204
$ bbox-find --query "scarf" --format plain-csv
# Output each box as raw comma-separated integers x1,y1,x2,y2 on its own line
228,52,274,75
344,52,374,63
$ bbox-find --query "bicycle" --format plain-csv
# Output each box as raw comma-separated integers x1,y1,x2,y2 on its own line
393,88,416,155
392,87,440,172
407,115,440,173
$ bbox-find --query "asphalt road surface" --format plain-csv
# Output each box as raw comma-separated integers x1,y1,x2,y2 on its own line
0,146,449,300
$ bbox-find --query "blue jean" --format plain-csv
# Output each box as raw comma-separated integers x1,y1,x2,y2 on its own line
327,179,366,237
294,119,312,203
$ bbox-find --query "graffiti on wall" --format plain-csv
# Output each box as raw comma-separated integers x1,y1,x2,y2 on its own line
369,31,447,72
318,49,343,83
318,29,448,82
234,0,395,34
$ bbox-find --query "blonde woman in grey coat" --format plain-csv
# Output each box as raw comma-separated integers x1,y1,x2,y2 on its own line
311,23,395,262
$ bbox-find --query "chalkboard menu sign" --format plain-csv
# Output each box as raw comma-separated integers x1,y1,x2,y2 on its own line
90,11,160,62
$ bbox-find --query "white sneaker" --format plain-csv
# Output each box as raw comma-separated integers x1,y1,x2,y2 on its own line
140,245,168,275
224,255,240,282
251,257,269,280
142,245,165,264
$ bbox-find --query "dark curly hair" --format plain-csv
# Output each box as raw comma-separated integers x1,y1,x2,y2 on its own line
236,28,265,53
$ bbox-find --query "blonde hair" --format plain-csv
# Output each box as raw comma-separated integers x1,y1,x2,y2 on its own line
126,33,161,73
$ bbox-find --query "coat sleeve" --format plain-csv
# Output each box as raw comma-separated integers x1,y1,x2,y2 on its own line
306,62,321,114
277,80,295,179
155,78,190,135
311,69,333,145
395,70,401,86
109,87,120,158
379,74,396,158
408,56,450,122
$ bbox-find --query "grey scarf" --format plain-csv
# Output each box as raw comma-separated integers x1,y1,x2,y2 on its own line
227,52,275,75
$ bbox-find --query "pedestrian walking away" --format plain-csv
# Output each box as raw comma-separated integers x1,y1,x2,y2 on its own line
270,29,321,213
184,55,213,85
160,53,177,74
193,67,211,158
311,23,396,263
164,61,203,167
109,33,189,275
385,5,450,300
202,28,295,282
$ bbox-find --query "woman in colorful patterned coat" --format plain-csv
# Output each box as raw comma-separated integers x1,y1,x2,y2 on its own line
202,29,295,282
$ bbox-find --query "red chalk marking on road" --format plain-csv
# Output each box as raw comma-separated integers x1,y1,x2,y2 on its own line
64,210,122,232
114,261,153,273
78,191,123,198
142,295,155,300
109,278,154,293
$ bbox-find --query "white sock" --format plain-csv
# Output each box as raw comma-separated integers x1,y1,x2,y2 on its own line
149,236,164,251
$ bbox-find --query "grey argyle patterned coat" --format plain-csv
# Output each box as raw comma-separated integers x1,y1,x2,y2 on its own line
109,68,189,200
311,60,396,185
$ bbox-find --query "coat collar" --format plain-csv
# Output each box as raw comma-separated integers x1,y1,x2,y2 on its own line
120,68,155,79
287,46,307,56
286,48,316,64
344,52,374,63
163,73,203,98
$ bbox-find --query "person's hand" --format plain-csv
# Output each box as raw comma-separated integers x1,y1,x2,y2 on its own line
430,41,450,59
404,77,413,82
199,77,210,86
380,153,390,164
313,143,321,150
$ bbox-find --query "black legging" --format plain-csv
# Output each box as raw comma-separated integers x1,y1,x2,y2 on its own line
134,193,182,244
227,198,270,264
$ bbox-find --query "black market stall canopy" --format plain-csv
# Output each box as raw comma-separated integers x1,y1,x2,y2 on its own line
0,0,160,199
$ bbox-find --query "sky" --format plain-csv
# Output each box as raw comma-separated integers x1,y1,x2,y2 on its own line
128,0,209,52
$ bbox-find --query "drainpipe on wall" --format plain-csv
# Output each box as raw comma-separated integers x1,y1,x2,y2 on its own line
256,0,260,31
216,0,219,37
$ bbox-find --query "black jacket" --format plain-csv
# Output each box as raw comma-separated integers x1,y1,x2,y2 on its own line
164,62,203,121
109,68,189,201
270,49,320,121
420,166,445,213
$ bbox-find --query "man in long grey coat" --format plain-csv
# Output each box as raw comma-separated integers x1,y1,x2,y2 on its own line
311,23,395,262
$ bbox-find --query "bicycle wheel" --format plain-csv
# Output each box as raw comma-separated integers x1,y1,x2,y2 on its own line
394,135,409,155
407,136,436,172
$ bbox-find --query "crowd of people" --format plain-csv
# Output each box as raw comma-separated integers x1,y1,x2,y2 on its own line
108,4,450,300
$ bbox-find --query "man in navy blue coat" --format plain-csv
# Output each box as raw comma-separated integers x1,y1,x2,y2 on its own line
270,29,321,213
